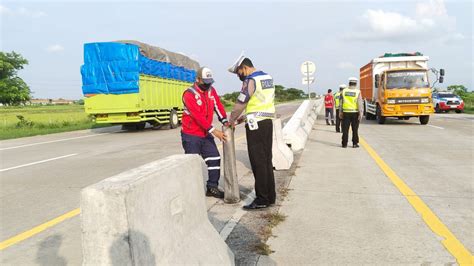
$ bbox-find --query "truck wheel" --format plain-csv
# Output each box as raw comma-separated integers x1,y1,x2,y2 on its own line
376,105,385,124
419,115,429,125
169,110,179,129
455,110,462,113
135,122,146,130
365,110,373,120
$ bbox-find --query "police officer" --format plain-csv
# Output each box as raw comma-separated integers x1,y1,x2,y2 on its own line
339,77,363,148
228,54,275,210
181,67,229,198
334,84,346,133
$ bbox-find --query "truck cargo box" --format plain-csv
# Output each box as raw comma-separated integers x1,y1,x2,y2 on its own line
80,41,200,126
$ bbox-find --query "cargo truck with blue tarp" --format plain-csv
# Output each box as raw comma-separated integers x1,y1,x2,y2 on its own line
80,40,200,130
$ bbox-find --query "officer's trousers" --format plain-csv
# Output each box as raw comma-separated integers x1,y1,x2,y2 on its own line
246,119,275,205
181,132,220,188
341,112,360,146
335,109,341,132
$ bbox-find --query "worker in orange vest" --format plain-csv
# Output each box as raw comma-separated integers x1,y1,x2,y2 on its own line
324,89,335,125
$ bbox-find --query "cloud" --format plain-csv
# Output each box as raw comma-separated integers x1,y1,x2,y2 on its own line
0,5,46,18
416,0,447,17
337,62,355,69
47,45,65,53
345,0,464,43
0,5,11,15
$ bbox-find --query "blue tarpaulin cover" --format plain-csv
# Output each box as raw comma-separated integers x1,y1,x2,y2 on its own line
81,42,199,95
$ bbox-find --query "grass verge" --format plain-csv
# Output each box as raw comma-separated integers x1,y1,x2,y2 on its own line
254,212,287,255
0,105,110,140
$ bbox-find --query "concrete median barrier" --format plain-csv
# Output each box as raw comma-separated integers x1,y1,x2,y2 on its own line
282,99,323,151
81,154,235,265
272,118,294,170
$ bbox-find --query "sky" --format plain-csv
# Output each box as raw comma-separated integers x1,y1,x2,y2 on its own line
0,0,472,99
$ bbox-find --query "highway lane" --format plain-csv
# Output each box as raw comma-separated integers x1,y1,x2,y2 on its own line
0,102,300,264
359,112,473,255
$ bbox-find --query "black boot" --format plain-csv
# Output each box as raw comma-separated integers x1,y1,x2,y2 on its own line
206,187,224,198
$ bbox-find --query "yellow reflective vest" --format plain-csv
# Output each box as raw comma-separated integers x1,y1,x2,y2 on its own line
342,87,359,113
334,92,341,108
245,71,275,121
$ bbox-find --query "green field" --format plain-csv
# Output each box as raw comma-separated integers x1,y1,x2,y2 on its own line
0,105,109,140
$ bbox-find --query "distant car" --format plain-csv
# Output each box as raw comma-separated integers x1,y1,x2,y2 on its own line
432,92,464,113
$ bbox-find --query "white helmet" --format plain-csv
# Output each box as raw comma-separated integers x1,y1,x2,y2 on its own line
348,77,358,83
339,84,347,89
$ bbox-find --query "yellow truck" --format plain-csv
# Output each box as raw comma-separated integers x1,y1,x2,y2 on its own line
80,41,199,130
360,53,444,125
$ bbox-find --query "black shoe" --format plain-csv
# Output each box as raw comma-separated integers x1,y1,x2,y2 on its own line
331,122,335,125
243,201,268,210
206,187,224,199
342,145,347,148
353,144,360,148
336,130,340,133
326,122,330,125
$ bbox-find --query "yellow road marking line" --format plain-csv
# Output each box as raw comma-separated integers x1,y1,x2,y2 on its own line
0,208,80,251
360,137,473,265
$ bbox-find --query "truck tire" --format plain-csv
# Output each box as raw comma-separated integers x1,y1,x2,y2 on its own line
419,115,429,125
135,122,146,130
455,109,462,113
169,109,179,129
121,122,146,131
376,105,385,124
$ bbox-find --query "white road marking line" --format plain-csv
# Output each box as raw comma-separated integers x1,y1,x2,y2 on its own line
220,190,256,241
0,153,78,172
427,125,444,130
0,133,111,151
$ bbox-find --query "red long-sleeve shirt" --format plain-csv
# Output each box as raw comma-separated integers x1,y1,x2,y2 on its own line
181,83,228,138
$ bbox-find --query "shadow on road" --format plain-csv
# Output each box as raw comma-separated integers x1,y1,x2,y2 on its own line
110,230,156,265
35,234,67,266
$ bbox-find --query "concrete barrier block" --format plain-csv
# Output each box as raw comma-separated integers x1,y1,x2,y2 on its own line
272,119,294,170
81,154,235,265
283,100,315,151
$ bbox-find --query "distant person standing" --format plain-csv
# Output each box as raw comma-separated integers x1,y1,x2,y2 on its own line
324,89,335,125
339,77,363,148
228,54,276,210
334,84,346,133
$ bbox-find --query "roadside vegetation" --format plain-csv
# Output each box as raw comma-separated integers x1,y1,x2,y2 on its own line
221,84,307,111
0,104,108,140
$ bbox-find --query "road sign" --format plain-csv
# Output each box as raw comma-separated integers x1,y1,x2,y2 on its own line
301,61,316,76
302,77,315,85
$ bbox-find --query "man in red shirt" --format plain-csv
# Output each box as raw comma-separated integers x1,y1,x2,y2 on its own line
324,89,335,125
181,67,229,198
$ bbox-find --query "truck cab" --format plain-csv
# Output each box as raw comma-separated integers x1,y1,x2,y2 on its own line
375,68,433,123
360,53,443,125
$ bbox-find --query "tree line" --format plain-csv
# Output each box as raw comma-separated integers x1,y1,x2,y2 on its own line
221,84,307,103
0,51,31,105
